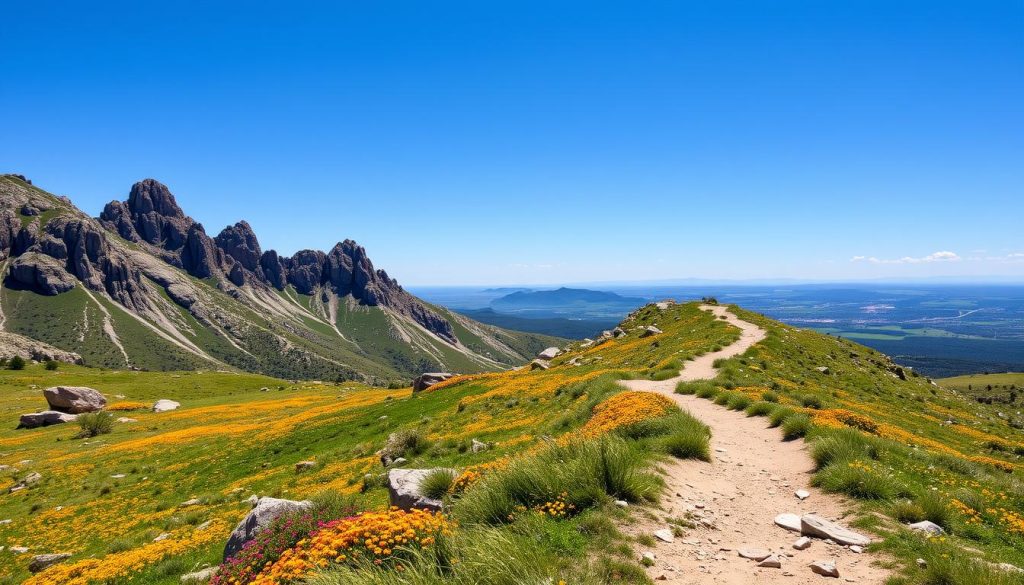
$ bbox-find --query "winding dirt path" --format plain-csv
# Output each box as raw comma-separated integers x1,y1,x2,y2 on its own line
618,305,888,584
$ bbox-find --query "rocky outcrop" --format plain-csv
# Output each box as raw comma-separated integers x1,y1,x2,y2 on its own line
44,386,107,414
799,514,871,546
0,332,83,364
8,253,76,295
223,497,311,561
153,399,180,412
259,250,287,289
215,221,262,272
29,553,71,573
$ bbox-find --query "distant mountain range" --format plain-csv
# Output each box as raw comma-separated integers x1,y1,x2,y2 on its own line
490,287,646,317
0,174,559,382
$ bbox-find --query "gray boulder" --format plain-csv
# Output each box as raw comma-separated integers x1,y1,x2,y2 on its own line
223,497,312,561
640,326,663,338
537,347,561,360
43,386,106,414
19,410,78,429
387,468,452,512
800,514,871,546
412,372,454,392
180,567,218,583
529,359,550,371
908,520,945,536
29,553,71,573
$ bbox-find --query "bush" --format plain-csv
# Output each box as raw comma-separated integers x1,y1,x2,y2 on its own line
419,469,456,500
809,428,882,470
650,369,678,381
768,407,794,428
761,390,779,403
799,394,823,409
44,360,59,371
726,393,751,411
214,492,358,584
455,436,661,525
8,356,26,370
664,428,711,462
780,413,811,440
695,384,719,399
813,460,897,500
76,412,114,438
676,381,713,395
918,491,952,530
745,401,775,417
381,428,431,461
891,499,926,523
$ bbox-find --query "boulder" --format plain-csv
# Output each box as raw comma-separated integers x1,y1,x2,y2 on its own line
612,327,626,338
800,514,871,546
758,555,782,568
537,347,561,360
529,359,550,371
153,399,180,412
43,386,106,414
411,372,454,392
8,253,77,295
295,461,316,472
640,326,663,338
28,553,71,573
907,520,945,536
471,439,488,453
18,411,78,429
653,528,675,543
387,468,452,512
223,497,312,561
181,567,218,583
815,366,830,375
9,472,42,493
793,537,812,550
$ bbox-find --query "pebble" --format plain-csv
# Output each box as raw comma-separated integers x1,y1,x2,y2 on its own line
654,529,675,543
793,537,812,550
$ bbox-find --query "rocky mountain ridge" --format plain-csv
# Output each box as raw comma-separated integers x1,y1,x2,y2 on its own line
0,174,557,381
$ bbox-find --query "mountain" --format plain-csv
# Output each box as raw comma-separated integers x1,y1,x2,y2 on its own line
490,286,648,318
0,174,560,382
458,307,618,339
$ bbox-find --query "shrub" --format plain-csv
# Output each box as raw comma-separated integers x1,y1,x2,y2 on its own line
799,394,823,409
781,413,811,440
8,356,26,370
76,412,114,438
918,491,952,530
761,390,779,403
726,393,752,411
809,428,882,470
381,428,431,461
695,384,719,399
455,436,660,525
664,423,711,462
650,369,678,381
745,401,775,417
768,407,795,428
214,492,358,585
44,360,59,371
813,460,897,500
419,469,456,500
891,499,926,523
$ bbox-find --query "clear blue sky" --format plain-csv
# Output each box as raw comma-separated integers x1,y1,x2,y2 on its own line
2,1,1021,285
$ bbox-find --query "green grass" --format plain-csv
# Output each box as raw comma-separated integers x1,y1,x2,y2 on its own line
419,469,456,500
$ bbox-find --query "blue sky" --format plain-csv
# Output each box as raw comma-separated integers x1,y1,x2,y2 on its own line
2,1,1021,285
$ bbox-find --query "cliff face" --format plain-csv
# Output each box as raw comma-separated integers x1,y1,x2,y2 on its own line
0,174,540,380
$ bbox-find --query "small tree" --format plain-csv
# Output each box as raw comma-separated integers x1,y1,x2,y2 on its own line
8,356,26,370
45,360,59,371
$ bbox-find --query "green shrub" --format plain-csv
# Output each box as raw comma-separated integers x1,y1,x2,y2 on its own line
455,436,660,525
918,491,952,530
813,460,897,500
745,401,774,417
761,390,779,403
891,499,926,523
676,381,714,395
799,394,823,409
768,407,794,428
419,469,456,500
695,384,719,399
664,429,710,462
44,360,59,371
780,413,811,440
809,428,882,470
650,369,678,381
8,356,26,370
76,412,114,438
381,427,431,461
726,393,752,411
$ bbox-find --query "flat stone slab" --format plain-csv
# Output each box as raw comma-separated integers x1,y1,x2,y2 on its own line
738,547,772,561
774,513,802,532
801,514,871,546
654,528,675,543
810,560,840,578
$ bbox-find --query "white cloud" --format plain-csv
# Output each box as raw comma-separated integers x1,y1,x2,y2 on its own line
850,251,961,264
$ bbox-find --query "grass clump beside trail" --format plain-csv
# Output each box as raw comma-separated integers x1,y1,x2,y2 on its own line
418,469,457,500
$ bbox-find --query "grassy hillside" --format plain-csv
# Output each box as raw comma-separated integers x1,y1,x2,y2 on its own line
2,302,1022,584
939,372,1024,406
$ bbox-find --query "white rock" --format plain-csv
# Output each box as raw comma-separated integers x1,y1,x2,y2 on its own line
181,566,218,583
152,399,180,412
801,514,871,546
614,500,629,508
908,521,945,536
795,489,810,500
849,545,863,554
758,555,782,568
775,513,802,532
654,528,675,543
793,537,812,550
810,560,840,578
738,547,772,561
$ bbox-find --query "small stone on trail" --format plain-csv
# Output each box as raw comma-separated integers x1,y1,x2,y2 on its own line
795,489,810,500
641,551,657,562
793,537,812,550
810,560,840,578
775,513,802,532
849,545,863,554
758,555,783,568
738,547,772,561
800,514,870,546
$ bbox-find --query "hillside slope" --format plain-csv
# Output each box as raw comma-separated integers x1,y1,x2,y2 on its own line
2,302,1021,584
0,175,560,382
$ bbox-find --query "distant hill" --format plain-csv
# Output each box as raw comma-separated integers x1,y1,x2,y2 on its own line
0,174,561,383
458,307,617,339
490,287,647,318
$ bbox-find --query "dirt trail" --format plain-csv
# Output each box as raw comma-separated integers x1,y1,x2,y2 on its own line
618,305,888,584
